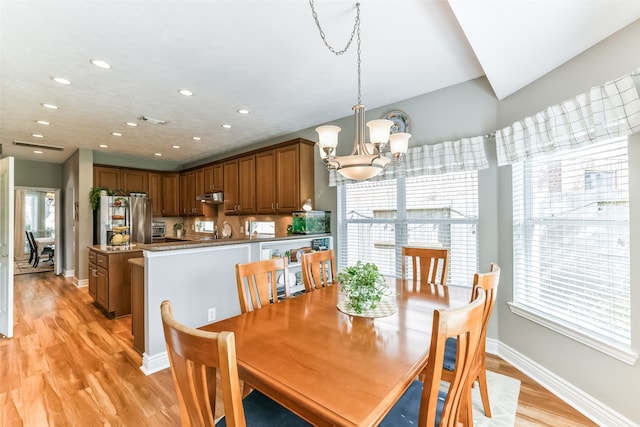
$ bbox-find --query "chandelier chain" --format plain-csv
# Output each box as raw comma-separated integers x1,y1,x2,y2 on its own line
309,1,362,104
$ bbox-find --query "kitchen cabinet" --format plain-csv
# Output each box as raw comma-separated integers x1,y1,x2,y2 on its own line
122,169,148,195
179,170,204,216
194,168,204,215
129,257,145,354
148,172,162,217
223,156,255,215
88,248,142,317
162,173,180,216
180,173,189,216
256,141,315,214
203,163,223,193
94,166,122,191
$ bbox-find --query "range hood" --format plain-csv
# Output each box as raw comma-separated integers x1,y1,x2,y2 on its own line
196,192,224,204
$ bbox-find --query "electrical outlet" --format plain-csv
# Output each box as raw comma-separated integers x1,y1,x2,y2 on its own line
207,307,216,322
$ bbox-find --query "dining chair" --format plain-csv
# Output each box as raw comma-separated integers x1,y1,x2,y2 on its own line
160,300,311,427
379,288,486,427
441,263,501,418
235,258,290,313
300,249,337,292
26,231,37,265
401,246,449,285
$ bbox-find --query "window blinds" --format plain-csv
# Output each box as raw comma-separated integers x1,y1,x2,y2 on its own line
512,137,630,348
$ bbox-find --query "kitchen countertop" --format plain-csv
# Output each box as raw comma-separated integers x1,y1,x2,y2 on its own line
90,233,331,253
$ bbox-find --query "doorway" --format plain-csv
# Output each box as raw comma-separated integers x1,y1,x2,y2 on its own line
14,187,61,275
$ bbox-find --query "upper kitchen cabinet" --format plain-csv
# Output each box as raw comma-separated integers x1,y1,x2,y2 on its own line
162,173,180,217
122,169,149,195
203,163,223,193
94,166,122,191
148,173,163,217
256,140,315,214
179,169,205,216
223,155,255,215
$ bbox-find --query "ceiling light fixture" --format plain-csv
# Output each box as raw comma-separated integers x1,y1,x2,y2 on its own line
42,103,58,110
154,153,162,156
111,132,122,136
51,76,71,85
221,124,232,129
34,150,43,154
237,109,250,115
126,122,138,127
99,144,108,148
36,120,50,125
310,1,410,180
172,145,181,149
138,115,167,125
90,59,112,69
32,134,44,138
178,89,193,96
192,136,202,141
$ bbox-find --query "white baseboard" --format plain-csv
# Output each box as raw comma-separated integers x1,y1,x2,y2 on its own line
63,268,74,278
141,351,170,376
76,278,88,288
493,340,638,427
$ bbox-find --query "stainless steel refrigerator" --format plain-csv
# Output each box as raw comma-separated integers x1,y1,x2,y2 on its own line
95,195,152,245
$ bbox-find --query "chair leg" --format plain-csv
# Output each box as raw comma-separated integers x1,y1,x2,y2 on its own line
477,369,492,418
33,252,40,268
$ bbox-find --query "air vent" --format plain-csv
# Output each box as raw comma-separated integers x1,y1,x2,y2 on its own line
138,115,167,125
13,140,64,151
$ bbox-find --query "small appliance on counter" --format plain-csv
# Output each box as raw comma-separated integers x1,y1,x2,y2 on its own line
292,210,331,234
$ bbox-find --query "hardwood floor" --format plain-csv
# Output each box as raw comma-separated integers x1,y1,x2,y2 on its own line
1,272,597,426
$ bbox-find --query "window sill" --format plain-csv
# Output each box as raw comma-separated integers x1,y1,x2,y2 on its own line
507,302,638,366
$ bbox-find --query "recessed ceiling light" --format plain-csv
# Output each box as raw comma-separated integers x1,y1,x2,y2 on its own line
172,145,181,149
125,122,138,127
99,144,108,148
154,153,162,156
111,132,123,137
42,103,58,110
51,76,71,85
90,59,112,69
32,134,44,138
192,136,202,141
237,109,250,115
36,120,50,125
221,124,232,129
178,89,193,96
33,150,43,154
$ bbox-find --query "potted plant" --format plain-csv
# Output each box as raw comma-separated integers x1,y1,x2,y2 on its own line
336,261,389,314
89,187,113,210
173,222,184,238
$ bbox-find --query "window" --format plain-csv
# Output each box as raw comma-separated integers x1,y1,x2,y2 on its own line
511,137,632,361
337,170,478,287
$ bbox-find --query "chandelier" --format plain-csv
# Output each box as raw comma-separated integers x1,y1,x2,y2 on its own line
310,1,411,180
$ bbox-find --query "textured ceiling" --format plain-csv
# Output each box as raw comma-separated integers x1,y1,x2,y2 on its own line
1,1,639,165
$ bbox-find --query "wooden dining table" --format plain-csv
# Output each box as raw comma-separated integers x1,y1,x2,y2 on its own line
201,278,472,427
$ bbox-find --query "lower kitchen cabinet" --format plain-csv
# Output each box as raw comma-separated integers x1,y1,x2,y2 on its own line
129,257,145,354
88,247,142,318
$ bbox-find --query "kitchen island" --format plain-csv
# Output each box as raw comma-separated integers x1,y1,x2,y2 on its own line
128,233,331,375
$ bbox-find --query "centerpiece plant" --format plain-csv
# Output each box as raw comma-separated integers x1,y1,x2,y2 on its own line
336,261,389,314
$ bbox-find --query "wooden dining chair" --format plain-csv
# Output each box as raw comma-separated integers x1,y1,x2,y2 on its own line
26,231,37,265
401,246,449,285
300,249,337,292
441,263,501,418
379,288,486,427
235,258,290,313
160,300,311,427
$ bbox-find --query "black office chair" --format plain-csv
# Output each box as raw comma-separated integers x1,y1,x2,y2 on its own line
26,231,37,264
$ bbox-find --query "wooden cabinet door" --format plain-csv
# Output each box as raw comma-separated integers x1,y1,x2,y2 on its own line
88,262,97,298
162,173,180,216
179,173,189,216
212,163,224,192
238,155,256,214
148,173,162,217
194,169,204,215
203,165,214,193
256,150,277,214
223,159,239,214
94,166,122,191
123,170,148,195
276,145,301,213
96,266,108,309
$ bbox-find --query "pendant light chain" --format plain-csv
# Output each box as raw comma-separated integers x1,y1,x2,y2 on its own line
309,1,362,104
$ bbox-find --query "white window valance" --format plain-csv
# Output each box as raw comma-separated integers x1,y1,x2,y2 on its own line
496,74,640,166
330,135,488,186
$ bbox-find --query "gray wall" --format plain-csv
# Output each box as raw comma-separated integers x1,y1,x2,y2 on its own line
14,159,62,188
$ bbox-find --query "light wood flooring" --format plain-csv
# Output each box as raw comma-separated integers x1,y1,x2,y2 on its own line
1,272,598,426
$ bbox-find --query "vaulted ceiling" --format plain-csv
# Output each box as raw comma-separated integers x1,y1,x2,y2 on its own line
1,1,639,164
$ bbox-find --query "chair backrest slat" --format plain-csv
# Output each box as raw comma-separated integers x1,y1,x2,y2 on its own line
401,246,449,285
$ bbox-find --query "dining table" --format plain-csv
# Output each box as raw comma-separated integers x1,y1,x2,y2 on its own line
35,236,55,247
201,277,472,427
